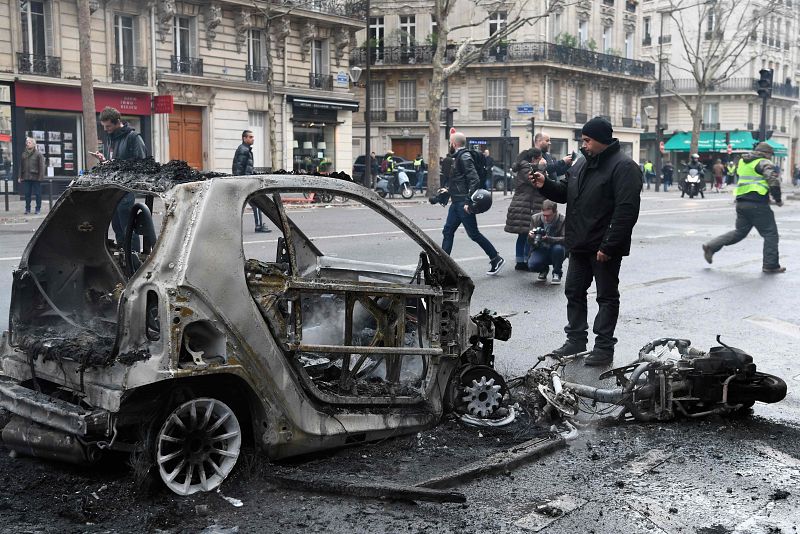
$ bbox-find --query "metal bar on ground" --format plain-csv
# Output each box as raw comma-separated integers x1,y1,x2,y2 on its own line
270,475,467,503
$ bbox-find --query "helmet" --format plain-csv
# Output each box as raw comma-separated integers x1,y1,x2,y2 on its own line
691,153,700,159
469,189,492,214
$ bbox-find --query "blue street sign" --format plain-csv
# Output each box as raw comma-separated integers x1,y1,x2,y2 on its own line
517,105,534,114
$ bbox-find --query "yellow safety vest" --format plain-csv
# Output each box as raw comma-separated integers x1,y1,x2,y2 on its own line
413,158,423,169
734,158,769,197
643,162,654,173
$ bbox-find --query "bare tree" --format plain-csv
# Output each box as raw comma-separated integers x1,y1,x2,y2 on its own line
424,0,561,195
77,0,98,161
663,0,777,154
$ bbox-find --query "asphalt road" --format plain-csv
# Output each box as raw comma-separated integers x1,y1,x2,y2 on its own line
1,187,799,533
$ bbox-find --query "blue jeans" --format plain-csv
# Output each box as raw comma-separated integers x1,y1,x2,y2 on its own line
23,180,42,212
414,170,425,190
528,244,566,275
515,234,530,264
249,201,263,229
441,199,498,259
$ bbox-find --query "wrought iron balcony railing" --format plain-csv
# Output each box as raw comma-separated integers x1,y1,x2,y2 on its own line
110,64,148,85
17,53,61,77
171,56,203,76
482,109,509,121
548,109,562,122
246,65,269,83
351,41,655,77
643,78,799,98
621,117,634,127
575,112,588,124
309,73,333,90
425,110,449,121
395,110,418,121
369,110,387,121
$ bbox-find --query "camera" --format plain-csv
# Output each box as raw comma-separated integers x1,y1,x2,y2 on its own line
531,227,547,249
428,189,451,207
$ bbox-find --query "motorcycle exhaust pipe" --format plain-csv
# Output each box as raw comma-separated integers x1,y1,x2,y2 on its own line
2,416,99,465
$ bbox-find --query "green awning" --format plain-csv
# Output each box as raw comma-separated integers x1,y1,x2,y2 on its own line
765,138,788,157
663,131,755,152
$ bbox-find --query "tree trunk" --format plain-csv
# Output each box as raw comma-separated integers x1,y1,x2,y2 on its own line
77,0,98,161
265,16,279,171
427,71,444,196
689,94,704,155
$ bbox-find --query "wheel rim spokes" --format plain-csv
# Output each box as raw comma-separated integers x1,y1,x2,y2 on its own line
156,398,242,496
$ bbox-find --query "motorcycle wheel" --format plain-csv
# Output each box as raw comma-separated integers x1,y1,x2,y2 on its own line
377,190,387,198
689,191,695,199
727,372,787,405
401,183,414,199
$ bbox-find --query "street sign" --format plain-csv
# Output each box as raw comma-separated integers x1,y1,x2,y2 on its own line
538,106,545,114
727,144,733,154
517,105,534,114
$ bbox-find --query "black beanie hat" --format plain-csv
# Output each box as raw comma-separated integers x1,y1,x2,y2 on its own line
581,116,614,145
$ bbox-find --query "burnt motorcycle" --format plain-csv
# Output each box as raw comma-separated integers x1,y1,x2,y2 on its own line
515,337,786,423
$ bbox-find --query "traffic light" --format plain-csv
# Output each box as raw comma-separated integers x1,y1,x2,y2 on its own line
444,108,457,140
757,69,773,98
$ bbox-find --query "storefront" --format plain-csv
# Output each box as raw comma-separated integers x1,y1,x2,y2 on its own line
0,84,13,183
289,96,358,173
12,82,152,180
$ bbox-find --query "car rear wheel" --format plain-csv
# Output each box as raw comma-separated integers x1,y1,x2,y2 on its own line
156,398,242,495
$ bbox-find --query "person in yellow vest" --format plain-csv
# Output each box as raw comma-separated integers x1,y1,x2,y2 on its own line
643,160,655,190
702,142,785,273
413,154,425,192
725,159,737,186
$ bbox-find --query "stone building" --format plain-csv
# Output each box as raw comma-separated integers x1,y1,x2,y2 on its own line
350,0,654,170
0,0,363,178
639,0,800,178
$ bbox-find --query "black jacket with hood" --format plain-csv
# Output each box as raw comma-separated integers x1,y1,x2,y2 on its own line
232,143,254,175
103,123,146,161
540,139,642,257
446,148,480,201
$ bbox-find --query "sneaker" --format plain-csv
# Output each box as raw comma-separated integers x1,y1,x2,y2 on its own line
551,273,562,285
585,349,614,367
762,265,786,273
35,209,40,215
255,225,272,233
550,341,587,357
24,210,30,215
702,244,713,264
536,271,548,282
487,256,505,275
515,262,528,271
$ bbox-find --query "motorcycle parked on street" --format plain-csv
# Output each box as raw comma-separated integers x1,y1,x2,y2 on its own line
375,170,414,199
682,168,705,198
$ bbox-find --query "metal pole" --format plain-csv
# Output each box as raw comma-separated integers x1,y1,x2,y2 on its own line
654,12,665,193
48,179,53,210
364,0,372,188
759,93,768,142
3,178,8,212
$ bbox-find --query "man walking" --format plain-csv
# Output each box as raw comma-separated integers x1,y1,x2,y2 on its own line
233,130,270,233
483,149,495,190
94,106,147,247
533,117,642,365
19,137,45,215
702,142,784,273
441,132,505,275
534,132,573,177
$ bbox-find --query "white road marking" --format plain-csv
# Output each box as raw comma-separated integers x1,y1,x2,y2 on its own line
744,315,800,339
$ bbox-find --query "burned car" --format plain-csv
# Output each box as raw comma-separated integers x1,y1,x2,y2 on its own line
0,163,510,495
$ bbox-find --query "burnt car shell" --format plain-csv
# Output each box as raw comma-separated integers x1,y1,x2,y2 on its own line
0,172,486,493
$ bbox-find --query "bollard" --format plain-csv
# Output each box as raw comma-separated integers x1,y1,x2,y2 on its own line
3,178,8,212
48,179,53,210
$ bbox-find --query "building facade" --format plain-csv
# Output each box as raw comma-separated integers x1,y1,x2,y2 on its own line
639,0,800,178
1,0,363,180
350,0,654,169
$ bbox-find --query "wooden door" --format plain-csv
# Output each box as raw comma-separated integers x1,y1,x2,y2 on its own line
169,105,203,169
391,139,422,161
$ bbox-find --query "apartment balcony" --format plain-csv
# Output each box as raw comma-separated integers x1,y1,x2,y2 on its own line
351,41,655,78
110,64,148,85
703,123,721,130
309,73,333,90
17,53,61,77
170,56,203,76
369,110,387,122
246,65,268,83
482,109,509,121
548,109,562,122
575,112,588,123
643,78,800,98
642,36,652,46
621,117,634,127
658,35,672,44
747,122,754,130
395,110,418,122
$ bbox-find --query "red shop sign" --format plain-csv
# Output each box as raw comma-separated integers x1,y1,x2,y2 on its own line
15,82,152,115
153,95,174,114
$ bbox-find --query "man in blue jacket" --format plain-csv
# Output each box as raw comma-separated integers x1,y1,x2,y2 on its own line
533,117,642,365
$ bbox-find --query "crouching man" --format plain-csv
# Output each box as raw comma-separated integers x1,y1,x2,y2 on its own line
528,200,566,284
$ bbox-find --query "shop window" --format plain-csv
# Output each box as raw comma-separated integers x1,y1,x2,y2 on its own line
114,14,136,66
293,108,336,173
24,110,82,178
0,86,12,182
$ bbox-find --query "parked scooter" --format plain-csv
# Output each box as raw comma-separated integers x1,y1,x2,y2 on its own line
375,170,414,199
682,168,705,199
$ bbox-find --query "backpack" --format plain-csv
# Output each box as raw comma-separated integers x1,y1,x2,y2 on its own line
457,149,489,185
380,158,389,173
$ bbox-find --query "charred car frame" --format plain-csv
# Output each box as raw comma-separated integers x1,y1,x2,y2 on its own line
0,169,510,495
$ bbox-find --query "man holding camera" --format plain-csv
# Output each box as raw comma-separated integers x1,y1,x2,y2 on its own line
532,117,641,366
528,200,566,284
439,132,505,275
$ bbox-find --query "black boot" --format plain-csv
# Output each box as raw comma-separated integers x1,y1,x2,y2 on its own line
550,340,587,357
584,349,614,366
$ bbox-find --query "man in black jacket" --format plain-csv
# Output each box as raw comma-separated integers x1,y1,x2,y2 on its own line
440,132,505,275
533,117,642,365
232,130,270,233
95,106,147,248
535,132,573,177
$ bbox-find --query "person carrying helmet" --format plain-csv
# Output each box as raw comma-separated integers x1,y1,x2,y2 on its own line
702,142,785,273
440,131,505,275
681,153,705,198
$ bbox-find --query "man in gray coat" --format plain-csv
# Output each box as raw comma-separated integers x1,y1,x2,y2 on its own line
19,137,45,215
